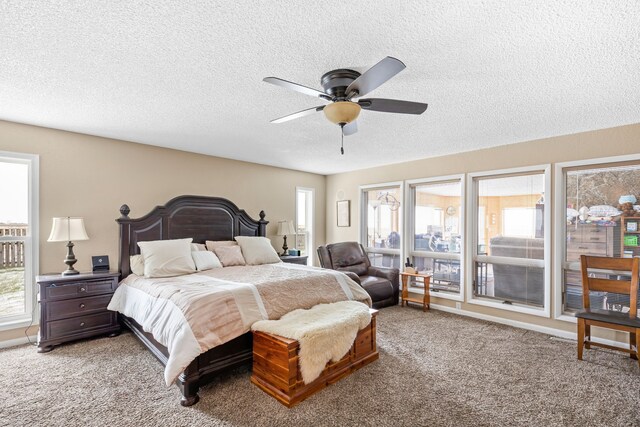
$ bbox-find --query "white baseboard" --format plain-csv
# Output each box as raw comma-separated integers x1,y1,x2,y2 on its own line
430,303,629,347
0,335,37,349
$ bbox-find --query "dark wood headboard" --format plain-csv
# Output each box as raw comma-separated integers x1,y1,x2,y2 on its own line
116,195,268,277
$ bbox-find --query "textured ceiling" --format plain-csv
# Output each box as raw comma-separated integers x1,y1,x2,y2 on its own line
1,1,639,175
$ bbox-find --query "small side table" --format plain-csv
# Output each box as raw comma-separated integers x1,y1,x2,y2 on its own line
400,272,431,311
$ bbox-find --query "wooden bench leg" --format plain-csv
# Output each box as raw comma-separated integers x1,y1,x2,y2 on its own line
631,332,638,360
577,319,585,361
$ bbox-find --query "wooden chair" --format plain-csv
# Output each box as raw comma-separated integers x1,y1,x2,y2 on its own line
576,255,640,365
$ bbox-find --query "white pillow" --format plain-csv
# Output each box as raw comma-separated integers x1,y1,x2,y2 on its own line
587,205,622,217
192,251,223,271
130,255,144,276
191,243,207,252
137,238,196,278
234,236,281,265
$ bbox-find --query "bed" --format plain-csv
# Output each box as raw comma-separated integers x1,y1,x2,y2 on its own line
112,195,369,406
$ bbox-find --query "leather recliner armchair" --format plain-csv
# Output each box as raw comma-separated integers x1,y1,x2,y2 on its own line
317,242,399,308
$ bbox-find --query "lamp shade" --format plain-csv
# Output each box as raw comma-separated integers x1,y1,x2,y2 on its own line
277,220,296,236
47,217,89,242
323,101,361,125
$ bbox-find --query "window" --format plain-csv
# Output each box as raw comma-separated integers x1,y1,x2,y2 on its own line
360,183,402,269
469,166,550,315
295,187,314,264
408,176,464,298
0,152,38,329
555,157,640,319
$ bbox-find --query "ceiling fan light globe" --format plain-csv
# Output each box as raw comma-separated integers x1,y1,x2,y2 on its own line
323,101,361,125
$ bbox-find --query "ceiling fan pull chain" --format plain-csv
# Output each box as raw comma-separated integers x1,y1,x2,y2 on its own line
340,124,345,155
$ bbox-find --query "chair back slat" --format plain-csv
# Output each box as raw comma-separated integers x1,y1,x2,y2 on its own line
587,278,631,294
583,256,634,271
580,255,639,317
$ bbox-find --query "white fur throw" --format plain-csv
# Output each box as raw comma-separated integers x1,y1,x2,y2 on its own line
251,301,372,384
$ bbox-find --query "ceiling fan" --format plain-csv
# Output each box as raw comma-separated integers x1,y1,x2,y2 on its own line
263,56,428,154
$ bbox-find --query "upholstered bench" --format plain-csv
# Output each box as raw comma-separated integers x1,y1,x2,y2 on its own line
251,304,378,407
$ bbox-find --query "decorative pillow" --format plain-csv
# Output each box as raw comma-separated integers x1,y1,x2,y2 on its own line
206,240,237,251
191,243,207,252
191,251,222,271
587,205,622,217
137,238,196,278
234,236,281,265
214,245,246,267
130,255,144,276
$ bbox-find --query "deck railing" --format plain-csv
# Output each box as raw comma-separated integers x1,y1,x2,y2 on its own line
0,224,27,269
1,241,24,268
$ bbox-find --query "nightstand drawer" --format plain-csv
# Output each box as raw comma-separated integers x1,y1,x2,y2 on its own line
46,312,116,339
580,232,609,243
46,295,113,321
43,278,116,301
566,242,608,261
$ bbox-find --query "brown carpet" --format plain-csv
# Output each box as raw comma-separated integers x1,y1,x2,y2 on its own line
1,307,639,427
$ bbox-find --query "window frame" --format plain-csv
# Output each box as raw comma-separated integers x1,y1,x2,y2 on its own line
0,151,39,331
466,164,552,317
405,174,465,302
553,153,640,322
295,186,314,265
359,181,404,267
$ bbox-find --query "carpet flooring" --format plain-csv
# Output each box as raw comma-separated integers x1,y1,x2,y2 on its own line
1,307,639,427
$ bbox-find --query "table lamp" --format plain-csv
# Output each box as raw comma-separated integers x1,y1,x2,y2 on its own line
47,217,89,275
276,220,296,256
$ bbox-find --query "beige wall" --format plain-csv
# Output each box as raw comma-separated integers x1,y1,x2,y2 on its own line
326,123,640,340
3,120,639,345
0,120,326,342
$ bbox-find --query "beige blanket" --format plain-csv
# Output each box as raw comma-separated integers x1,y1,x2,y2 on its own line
108,262,371,385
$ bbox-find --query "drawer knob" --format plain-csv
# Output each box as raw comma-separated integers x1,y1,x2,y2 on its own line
79,287,86,292
80,322,85,327
79,303,86,309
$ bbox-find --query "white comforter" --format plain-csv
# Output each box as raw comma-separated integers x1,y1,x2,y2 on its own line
107,262,371,385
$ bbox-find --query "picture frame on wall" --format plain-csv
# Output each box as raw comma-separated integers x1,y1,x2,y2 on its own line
337,200,350,227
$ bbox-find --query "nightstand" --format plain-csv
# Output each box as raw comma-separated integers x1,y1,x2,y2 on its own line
280,255,309,265
37,271,120,353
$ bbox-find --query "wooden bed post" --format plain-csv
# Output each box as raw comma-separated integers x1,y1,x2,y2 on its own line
117,204,131,278
258,210,267,237
177,364,200,406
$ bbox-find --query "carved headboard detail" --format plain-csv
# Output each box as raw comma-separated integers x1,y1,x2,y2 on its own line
117,195,268,277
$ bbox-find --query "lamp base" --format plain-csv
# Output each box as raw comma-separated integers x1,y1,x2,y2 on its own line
62,241,80,276
281,235,289,256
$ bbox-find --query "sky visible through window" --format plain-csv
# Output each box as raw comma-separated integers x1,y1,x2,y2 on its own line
0,162,28,224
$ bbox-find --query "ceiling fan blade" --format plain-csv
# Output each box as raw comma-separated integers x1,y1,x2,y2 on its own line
346,56,406,98
271,105,325,123
342,121,358,136
358,98,428,115
263,77,332,101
